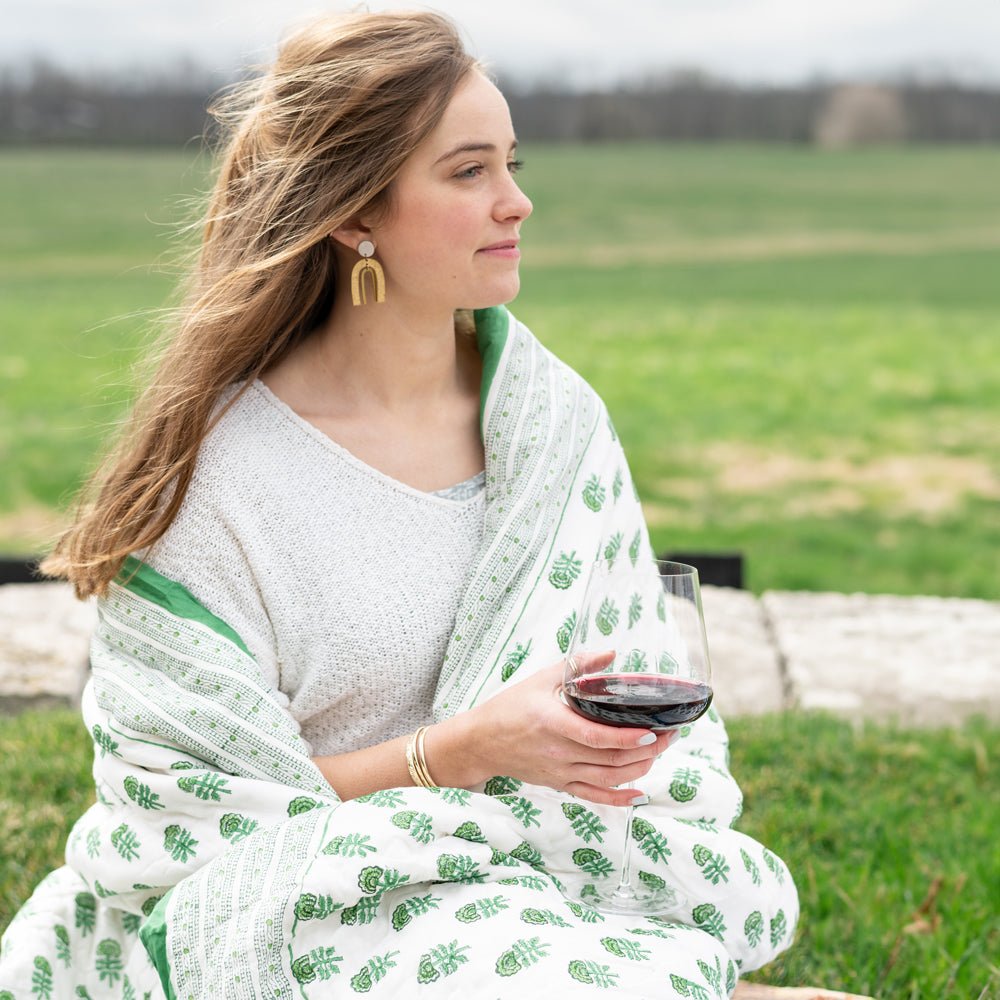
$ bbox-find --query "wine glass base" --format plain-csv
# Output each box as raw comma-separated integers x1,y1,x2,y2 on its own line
560,877,686,919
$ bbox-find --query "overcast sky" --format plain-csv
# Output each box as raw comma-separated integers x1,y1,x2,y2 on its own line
4,0,999,86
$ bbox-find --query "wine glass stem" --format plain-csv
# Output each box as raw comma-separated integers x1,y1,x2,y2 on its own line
615,784,637,900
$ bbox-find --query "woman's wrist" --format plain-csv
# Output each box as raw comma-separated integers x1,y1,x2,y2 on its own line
422,710,488,789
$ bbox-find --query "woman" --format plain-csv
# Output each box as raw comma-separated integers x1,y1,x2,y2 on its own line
0,12,797,997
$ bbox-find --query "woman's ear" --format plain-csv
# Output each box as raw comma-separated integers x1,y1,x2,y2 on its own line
329,218,373,253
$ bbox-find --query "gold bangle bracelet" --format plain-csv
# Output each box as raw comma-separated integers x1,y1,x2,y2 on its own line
406,726,437,788
415,725,437,788
405,730,424,788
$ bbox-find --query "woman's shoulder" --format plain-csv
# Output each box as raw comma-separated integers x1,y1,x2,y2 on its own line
201,380,287,458
194,379,332,486
140,383,301,587
152,382,313,544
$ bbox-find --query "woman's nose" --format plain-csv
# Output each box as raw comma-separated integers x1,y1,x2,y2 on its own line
496,176,533,223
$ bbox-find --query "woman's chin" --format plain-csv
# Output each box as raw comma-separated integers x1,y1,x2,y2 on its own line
462,278,521,311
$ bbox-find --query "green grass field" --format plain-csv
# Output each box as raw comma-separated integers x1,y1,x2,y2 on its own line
1,146,998,993
1,708,995,998
1,144,999,596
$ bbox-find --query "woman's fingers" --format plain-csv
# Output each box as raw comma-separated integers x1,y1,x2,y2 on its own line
557,735,670,769
565,649,616,674
559,715,674,757
562,781,649,808
569,754,657,790
574,723,658,751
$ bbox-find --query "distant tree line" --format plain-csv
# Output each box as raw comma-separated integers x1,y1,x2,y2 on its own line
2,61,999,146
506,76,1000,145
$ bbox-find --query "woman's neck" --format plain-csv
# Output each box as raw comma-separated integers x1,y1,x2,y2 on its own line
260,297,485,491
265,297,479,422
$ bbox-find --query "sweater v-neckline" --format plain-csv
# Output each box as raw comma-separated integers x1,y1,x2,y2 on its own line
250,379,485,507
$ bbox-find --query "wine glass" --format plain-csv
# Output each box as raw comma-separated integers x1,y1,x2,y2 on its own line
561,558,713,916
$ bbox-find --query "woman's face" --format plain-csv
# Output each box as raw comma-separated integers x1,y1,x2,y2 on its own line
369,71,533,313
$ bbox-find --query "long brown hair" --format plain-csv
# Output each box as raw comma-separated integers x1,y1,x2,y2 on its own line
44,11,477,597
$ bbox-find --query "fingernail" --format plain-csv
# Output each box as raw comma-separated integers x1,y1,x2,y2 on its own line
636,733,657,746
631,794,650,806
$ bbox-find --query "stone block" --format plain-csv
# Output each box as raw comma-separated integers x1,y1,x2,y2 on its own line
0,582,95,712
701,585,786,718
733,985,874,1000
762,590,1000,726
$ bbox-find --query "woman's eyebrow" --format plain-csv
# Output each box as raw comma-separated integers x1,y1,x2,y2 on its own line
433,140,519,165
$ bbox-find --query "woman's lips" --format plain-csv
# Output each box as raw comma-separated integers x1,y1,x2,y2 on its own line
478,241,520,259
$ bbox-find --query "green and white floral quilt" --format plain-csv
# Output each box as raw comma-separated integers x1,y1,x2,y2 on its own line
0,308,797,997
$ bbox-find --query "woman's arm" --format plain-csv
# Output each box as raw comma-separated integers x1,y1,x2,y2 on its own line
312,654,673,804
310,719,473,801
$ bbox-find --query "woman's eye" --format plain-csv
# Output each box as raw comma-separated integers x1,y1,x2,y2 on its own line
454,160,523,180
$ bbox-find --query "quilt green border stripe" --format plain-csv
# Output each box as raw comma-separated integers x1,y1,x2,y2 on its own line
138,891,177,1000
117,555,252,658
474,304,511,426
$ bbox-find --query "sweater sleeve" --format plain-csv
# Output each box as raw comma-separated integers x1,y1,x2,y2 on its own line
140,473,295,724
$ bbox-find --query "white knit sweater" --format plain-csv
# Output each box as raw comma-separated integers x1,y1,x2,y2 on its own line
145,380,485,757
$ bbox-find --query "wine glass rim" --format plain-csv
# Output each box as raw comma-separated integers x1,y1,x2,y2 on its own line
653,559,699,577
580,559,700,580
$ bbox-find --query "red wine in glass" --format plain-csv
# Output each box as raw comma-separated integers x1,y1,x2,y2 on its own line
561,559,714,917
564,673,713,730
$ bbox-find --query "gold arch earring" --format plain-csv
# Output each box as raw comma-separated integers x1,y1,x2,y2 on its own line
350,239,386,306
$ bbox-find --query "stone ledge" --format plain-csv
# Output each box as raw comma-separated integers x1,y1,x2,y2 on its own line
733,985,875,1000
763,590,1000,727
0,582,95,712
701,585,786,717
1,581,998,727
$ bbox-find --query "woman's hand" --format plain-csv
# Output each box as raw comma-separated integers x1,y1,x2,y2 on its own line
428,651,674,807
